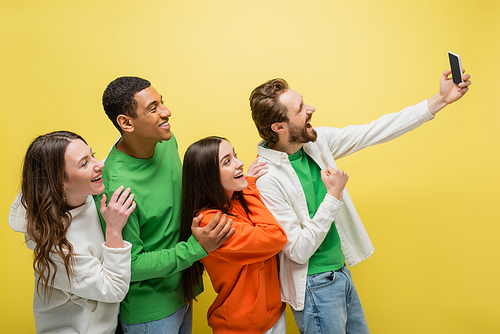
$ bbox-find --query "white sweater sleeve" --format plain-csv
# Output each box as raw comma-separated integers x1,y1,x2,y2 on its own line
56,241,132,302
9,192,132,303
322,100,434,160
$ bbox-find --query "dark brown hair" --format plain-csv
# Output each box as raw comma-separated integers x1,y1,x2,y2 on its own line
179,136,249,304
249,78,290,144
21,131,85,302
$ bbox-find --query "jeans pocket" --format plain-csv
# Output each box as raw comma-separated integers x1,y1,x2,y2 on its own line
308,271,335,291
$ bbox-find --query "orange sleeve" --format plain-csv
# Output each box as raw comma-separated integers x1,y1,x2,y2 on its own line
199,179,287,265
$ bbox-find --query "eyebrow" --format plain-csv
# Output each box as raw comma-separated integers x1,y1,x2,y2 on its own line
220,153,231,164
76,147,93,165
76,155,88,166
146,95,163,111
219,148,235,164
296,100,304,113
146,100,158,110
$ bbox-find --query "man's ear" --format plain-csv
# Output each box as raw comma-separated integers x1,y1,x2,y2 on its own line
117,115,134,133
271,122,286,134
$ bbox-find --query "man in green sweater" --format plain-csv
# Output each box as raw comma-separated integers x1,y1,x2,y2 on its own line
96,76,234,333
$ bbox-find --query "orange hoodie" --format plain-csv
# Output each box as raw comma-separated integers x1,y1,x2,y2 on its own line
199,177,287,334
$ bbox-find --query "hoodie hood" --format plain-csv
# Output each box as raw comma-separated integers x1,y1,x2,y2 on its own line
9,191,28,233
9,191,35,250
9,191,93,250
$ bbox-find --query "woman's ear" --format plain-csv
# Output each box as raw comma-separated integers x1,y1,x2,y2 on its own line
117,115,134,133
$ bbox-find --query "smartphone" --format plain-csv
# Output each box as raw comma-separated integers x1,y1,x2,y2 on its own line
448,51,463,85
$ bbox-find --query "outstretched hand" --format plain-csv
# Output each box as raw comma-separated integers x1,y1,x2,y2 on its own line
191,212,235,253
439,69,471,105
428,69,471,115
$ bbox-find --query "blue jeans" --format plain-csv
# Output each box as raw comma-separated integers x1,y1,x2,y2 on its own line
291,265,369,334
120,304,192,334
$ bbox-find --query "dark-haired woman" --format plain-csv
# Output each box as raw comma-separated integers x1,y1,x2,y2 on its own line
180,136,287,334
9,131,136,334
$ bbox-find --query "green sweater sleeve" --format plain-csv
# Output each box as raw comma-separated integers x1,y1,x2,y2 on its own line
97,200,207,282
130,235,207,282
125,209,207,282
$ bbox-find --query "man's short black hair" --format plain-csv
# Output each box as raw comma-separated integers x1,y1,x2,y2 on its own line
102,76,151,132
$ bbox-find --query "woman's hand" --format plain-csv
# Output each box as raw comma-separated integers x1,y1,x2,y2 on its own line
245,159,268,179
99,186,136,248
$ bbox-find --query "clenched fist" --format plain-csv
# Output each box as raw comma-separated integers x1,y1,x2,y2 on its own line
321,167,349,201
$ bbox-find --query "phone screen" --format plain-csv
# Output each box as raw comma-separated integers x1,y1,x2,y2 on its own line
448,52,463,85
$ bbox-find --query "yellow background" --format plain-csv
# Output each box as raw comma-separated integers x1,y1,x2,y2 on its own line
1,1,499,333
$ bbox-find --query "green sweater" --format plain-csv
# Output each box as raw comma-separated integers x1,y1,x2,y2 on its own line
95,134,207,324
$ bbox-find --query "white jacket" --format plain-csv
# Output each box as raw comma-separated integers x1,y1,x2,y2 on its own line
9,193,132,334
256,100,434,311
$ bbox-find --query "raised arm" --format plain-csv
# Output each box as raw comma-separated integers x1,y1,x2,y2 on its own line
319,70,471,160
55,190,134,303
199,187,287,266
199,162,286,265
427,69,471,115
99,186,136,248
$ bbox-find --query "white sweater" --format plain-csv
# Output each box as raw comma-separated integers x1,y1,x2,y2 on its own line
9,193,131,334
256,100,434,311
